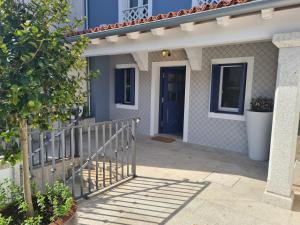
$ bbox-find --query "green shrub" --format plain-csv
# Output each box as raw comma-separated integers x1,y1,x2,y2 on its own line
0,180,74,225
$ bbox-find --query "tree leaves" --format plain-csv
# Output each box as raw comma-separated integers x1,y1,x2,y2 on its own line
0,0,92,164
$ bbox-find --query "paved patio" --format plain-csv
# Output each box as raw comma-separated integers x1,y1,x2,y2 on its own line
77,135,300,225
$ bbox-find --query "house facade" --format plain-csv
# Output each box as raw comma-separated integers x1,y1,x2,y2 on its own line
68,0,300,210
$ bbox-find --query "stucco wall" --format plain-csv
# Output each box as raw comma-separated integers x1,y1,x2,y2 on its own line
188,42,278,153
88,0,118,27
90,56,110,122
109,54,151,134
92,41,278,153
152,0,192,16
70,0,85,30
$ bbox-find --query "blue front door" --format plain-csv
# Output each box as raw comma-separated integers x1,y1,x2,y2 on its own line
159,67,186,136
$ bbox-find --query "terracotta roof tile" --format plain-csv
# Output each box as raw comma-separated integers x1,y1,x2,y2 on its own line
68,0,250,37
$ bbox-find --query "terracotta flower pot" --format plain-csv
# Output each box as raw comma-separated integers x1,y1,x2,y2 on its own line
50,201,78,225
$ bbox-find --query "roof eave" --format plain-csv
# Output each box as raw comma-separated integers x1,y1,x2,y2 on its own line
66,0,300,42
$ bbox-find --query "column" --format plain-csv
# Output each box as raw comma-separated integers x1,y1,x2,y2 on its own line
264,32,300,209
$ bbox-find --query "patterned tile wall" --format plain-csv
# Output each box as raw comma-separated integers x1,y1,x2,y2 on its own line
108,42,278,153
109,54,151,134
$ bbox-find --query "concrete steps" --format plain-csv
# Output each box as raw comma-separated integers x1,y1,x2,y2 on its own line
81,161,128,189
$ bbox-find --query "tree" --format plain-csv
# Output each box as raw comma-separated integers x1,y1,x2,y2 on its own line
0,0,90,217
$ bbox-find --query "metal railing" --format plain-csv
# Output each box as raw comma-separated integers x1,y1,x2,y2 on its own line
122,4,149,22
25,118,139,199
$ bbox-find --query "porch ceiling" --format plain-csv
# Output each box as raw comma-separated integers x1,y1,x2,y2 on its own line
82,6,300,58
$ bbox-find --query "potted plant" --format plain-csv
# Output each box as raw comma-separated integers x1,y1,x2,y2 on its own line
246,97,274,161
0,180,78,225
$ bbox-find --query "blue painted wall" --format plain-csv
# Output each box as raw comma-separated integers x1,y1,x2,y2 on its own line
88,0,118,28
152,0,192,15
89,56,110,122
87,0,193,27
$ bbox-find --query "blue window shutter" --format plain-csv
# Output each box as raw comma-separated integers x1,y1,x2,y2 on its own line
129,68,135,105
115,69,124,104
238,63,248,115
210,65,221,112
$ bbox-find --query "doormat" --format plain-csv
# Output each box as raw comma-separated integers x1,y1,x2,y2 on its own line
151,136,175,143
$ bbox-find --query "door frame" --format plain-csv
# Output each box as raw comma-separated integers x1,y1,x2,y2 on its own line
150,61,191,142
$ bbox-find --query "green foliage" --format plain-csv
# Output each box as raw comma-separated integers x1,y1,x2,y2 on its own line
250,97,274,112
46,182,73,222
0,215,12,225
0,180,74,225
0,0,92,164
22,216,43,225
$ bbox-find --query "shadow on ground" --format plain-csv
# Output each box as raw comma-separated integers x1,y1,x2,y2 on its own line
77,176,210,225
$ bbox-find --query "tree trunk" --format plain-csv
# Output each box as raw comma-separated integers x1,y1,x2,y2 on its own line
20,119,34,217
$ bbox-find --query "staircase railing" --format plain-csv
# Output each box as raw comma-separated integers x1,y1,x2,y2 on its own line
26,117,139,199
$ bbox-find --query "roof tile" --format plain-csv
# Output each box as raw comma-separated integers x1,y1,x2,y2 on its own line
68,0,250,37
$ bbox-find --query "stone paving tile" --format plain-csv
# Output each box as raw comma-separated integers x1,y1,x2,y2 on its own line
77,136,300,225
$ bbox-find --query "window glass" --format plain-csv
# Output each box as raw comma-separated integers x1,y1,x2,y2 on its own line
220,66,243,110
210,63,247,115
124,69,131,104
143,0,148,5
130,0,138,8
167,74,177,101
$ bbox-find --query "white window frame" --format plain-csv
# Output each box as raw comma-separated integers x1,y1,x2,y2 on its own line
208,57,254,121
118,0,152,23
115,64,139,110
218,64,244,113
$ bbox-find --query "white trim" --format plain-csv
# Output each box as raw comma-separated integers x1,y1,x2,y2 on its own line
150,61,191,142
208,57,254,121
185,47,202,71
132,52,148,71
83,7,300,57
216,16,231,27
115,64,139,110
180,22,195,32
261,8,274,20
208,112,245,121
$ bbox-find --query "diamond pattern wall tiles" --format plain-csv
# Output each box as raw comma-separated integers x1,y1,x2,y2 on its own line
107,42,278,153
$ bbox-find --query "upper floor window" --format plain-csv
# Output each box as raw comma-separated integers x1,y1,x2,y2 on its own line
119,0,152,22
192,0,221,7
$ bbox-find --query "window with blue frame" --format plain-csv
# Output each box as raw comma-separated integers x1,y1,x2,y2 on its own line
115,68,135,105
210,63,247,115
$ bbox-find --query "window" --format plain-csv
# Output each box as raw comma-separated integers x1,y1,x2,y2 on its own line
210,63,247,115
115,67,137,108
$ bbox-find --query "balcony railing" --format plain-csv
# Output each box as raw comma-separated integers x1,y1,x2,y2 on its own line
195,0,221,5
122,4,149,22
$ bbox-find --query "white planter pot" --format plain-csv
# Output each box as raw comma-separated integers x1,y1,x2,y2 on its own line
246,111,273,161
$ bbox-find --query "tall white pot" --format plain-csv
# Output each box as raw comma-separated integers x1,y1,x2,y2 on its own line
246,111,273,161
